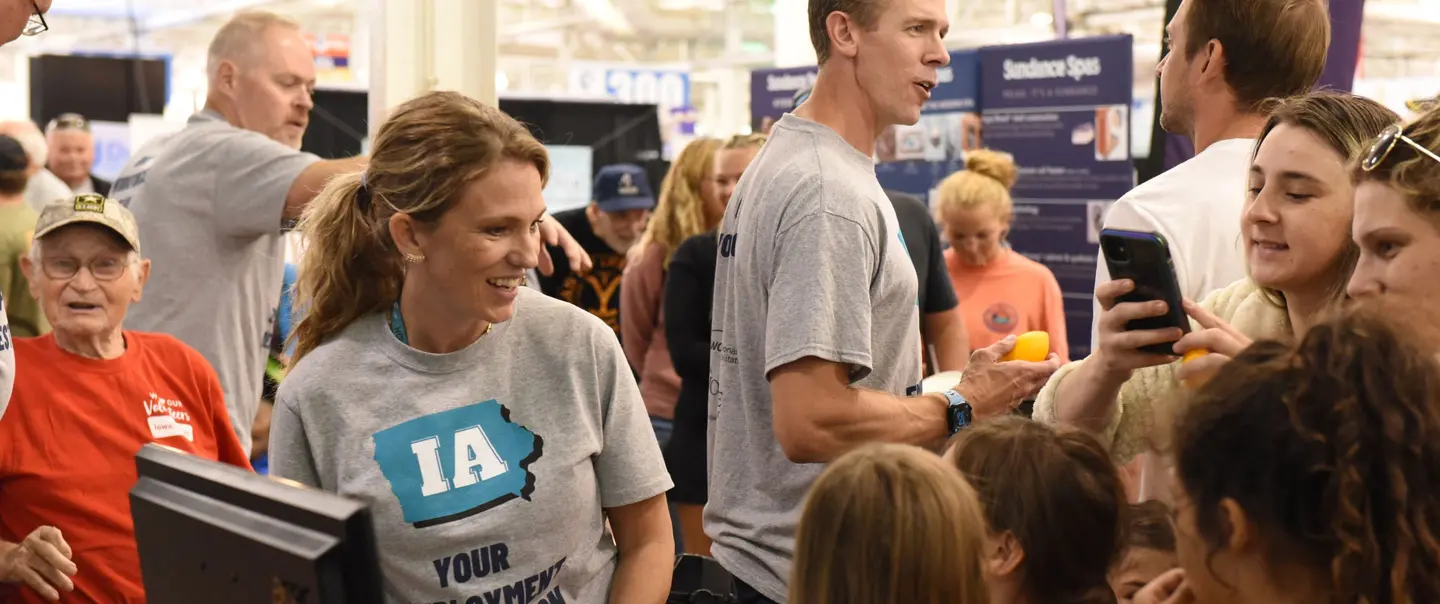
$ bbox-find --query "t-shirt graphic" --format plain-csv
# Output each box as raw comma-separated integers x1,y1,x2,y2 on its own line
373,400,543,528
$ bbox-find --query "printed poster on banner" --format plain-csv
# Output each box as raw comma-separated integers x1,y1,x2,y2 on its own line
979,35,1135,360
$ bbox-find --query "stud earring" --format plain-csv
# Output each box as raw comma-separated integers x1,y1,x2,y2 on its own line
403,252,425,263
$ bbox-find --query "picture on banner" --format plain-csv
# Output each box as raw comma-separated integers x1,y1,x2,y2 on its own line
979,35,1135,360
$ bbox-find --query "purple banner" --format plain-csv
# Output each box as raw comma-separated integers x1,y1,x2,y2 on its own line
980,35,1135,360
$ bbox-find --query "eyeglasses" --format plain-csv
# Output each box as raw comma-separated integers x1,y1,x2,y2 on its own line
23,1,47,37
1362,123,1440,172
40,256,132,281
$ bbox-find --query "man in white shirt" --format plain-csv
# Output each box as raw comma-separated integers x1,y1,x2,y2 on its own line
1089,0,1332,347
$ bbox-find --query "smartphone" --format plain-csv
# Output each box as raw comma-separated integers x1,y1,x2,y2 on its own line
1099,229,1190,356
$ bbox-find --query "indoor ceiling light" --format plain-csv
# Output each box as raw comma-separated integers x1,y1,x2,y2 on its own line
1030,11,1055,26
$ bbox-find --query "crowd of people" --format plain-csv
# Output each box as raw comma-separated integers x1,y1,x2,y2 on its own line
0,0,1439,602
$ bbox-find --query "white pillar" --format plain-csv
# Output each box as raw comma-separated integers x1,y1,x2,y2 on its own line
368,0,500,139
432,0,499,106
772,0,816,68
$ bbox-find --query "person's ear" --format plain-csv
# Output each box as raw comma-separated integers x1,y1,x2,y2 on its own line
1218,498,1253,554
1197,40,1226,87
215,60,240,95
827,11,861,60
20,255,37,300
389,213,425,260
985,531,1026,577
132,258,151,302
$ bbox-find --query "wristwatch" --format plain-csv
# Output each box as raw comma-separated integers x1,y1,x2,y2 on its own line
941,389,974,435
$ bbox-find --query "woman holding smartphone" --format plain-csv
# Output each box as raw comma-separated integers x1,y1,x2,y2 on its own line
1034,91,1395,498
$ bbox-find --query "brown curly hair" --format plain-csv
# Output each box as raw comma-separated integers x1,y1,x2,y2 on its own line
1173,298,1440,603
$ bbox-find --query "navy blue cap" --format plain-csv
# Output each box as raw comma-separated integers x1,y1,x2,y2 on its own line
593,164,655,212
0,135,26,172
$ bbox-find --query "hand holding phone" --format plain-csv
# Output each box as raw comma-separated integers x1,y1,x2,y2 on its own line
1094,229,1192,374
1092,279,1187,374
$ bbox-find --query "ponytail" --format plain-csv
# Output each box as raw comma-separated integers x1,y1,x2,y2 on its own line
290,172,404,364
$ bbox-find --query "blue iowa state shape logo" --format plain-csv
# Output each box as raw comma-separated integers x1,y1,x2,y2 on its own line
372,400,543,528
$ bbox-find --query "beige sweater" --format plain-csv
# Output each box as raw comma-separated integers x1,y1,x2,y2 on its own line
1033,279,1292,463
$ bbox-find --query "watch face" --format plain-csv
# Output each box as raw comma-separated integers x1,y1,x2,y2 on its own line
949,402,972,433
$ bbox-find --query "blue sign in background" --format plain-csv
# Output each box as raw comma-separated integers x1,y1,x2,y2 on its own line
981,35,1135,360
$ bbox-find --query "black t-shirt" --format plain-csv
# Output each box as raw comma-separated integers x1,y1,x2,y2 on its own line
536,208,627,336
886,190,959,314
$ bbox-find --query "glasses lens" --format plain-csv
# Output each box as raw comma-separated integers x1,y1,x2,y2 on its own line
91,259,125,280
42,258,78,279
1364,125,1402,172
23,16,44,36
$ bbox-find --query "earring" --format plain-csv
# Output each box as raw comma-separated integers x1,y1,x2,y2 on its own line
403,252,425,263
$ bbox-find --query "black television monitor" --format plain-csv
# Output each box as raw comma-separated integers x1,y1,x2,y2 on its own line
129,444,384,604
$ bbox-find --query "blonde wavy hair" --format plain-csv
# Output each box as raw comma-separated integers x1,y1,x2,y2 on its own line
790,443,990,604
290,91,549,364
638,137,722,268
934,149,1017,221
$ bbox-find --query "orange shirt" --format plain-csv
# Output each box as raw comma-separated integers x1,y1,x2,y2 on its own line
0,332,251,604
945,248,1070,362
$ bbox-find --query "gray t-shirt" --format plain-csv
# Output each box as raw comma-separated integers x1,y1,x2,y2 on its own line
270,288,672,603
109,110,319,455
707,113,924,602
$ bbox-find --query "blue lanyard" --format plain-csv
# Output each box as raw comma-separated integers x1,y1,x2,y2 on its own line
388,300,408,345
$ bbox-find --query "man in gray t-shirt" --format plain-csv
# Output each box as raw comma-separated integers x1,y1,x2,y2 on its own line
707,1,1060,601
110,12,365,455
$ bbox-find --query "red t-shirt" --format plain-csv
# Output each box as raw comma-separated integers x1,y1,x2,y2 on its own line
0,332,252,603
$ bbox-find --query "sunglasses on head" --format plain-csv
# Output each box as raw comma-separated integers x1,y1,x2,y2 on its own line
23,1,46,36
1362,123,1440,172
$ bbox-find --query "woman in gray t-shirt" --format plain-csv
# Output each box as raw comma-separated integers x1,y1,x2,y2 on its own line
269,91,674,604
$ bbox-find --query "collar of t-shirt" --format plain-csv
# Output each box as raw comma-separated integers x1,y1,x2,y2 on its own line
773,113,876,172
190,109,227,127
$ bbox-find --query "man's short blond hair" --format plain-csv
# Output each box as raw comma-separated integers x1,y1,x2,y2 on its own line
206,11,302,81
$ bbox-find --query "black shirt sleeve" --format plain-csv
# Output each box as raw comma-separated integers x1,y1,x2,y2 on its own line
921,211,959,314
664,234,715,380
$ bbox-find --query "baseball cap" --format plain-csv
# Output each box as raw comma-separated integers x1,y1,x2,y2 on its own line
0,134,27,171
593,164,656,213
34,194,142,255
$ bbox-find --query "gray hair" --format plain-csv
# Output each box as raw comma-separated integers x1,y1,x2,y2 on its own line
206,11,302,81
